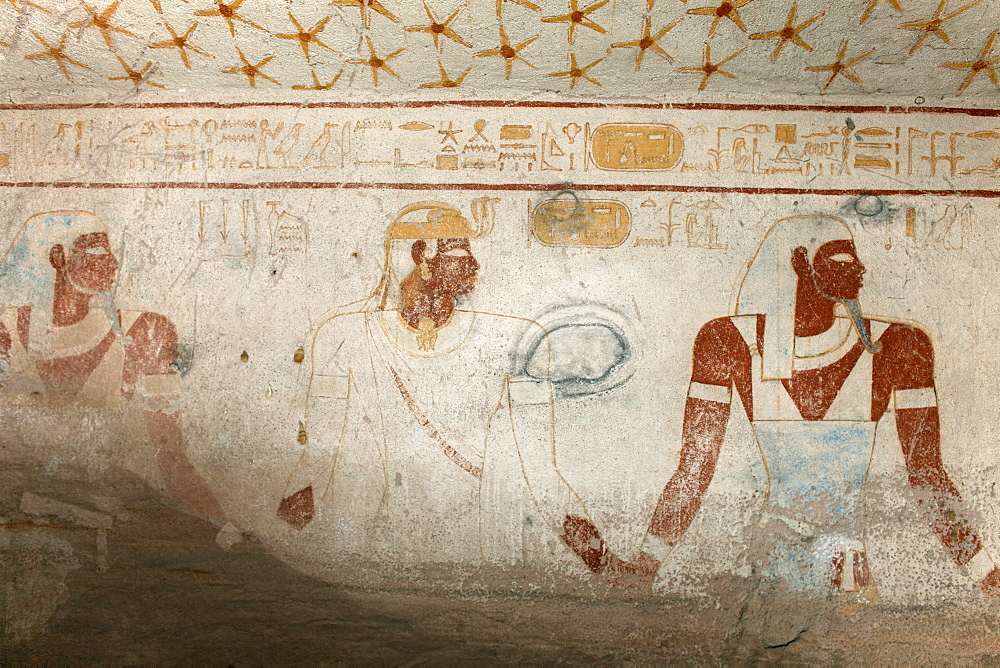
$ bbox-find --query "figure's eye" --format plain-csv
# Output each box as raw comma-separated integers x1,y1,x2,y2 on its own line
828,253,854,262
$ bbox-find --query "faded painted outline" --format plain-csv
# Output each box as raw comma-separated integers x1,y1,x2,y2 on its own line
0,101,999,116
0,182,999,198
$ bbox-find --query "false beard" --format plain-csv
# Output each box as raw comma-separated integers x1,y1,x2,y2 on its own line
842,298,882,354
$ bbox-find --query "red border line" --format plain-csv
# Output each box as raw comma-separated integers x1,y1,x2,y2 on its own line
0,181,996,197
0,100,997,117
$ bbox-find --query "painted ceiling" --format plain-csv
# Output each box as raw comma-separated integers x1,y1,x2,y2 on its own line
0,0,997,101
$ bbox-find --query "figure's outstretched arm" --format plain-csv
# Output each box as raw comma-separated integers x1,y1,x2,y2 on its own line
503,324,641,579
125,312,225,522
637,316,751,568
876,324,1000,594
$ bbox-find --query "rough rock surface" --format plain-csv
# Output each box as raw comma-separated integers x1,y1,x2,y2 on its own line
1,455,998,663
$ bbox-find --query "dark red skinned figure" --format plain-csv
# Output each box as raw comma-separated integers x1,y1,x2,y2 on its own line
564,220,1000,595
0,220,225,523
399,237,480,330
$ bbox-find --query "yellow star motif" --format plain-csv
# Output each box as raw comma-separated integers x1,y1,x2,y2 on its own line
195,0,267,38
276,13,337,61
68,1,139,51
686,0,757,37
420,60,472,88
542,0,611,45
678,43,743,91
151,21,212,69
475,25,538,80
611,15,680,70
222,47,280,87
496,0,539,18
942,30,1000,96
899,0,980,55
331,0,399,30
292,68,343,90
547,52,604,89
108,56,164,91
25,31,90,80
805,40,875,92
348,37,403,86
406,2,471,50
749,3,823,61
1,0,49,12
860,0,903,25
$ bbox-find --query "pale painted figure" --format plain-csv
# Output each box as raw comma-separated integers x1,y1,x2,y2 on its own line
279,199,608,567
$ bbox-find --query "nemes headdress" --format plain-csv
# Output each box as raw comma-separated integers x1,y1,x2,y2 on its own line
0,210,113,355
735,215,853,380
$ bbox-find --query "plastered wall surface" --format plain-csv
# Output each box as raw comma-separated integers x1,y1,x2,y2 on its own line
2,0,1000,659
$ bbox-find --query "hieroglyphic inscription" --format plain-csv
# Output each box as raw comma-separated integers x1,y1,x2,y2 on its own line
0,104,998,191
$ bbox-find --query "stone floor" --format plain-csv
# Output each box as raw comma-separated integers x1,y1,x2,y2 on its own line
2,455,1000,664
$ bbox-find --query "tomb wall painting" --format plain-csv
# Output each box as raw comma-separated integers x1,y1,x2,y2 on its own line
0,101,998,608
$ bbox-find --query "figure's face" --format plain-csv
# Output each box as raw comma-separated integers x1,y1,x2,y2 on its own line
65,232,119,293
810,239,865,301
426,237,479,295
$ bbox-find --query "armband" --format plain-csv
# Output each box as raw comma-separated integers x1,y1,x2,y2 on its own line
688,381,731,404
894,386,937,410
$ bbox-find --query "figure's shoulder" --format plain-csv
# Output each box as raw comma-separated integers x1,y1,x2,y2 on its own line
470,310,547,334
123,310,172,340
695,314,757,352
868,316,934,354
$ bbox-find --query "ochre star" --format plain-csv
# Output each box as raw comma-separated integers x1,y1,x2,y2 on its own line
420,60,472,88
347,37,403,86
542,0,611,45
195,0,268,38
1,0,49,12
276,13,336,60
749,3,823,61
292,68,343,90
222,47,280,87
942,30,1000,96
548,52,604,89
686,0,757,37
678,42,743,91
68,1,139,51
611,15,680,70
899,0,980,55
406,2,471,50
25,31,90,80
496,0,539,18
151,21,211,69
860,0,903,25
805,40,875,92
331,0,399,30
108,56,164,90
475,24,537,80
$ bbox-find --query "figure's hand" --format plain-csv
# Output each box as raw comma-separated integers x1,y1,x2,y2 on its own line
603,550,661,591
278,485,315,529
559,514,606,573
981,566,1000,596
560,515,661,590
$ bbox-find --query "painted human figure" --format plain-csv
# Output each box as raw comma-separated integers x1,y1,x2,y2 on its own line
579,215,1000,594
278,199,641,571
0,211,224,521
